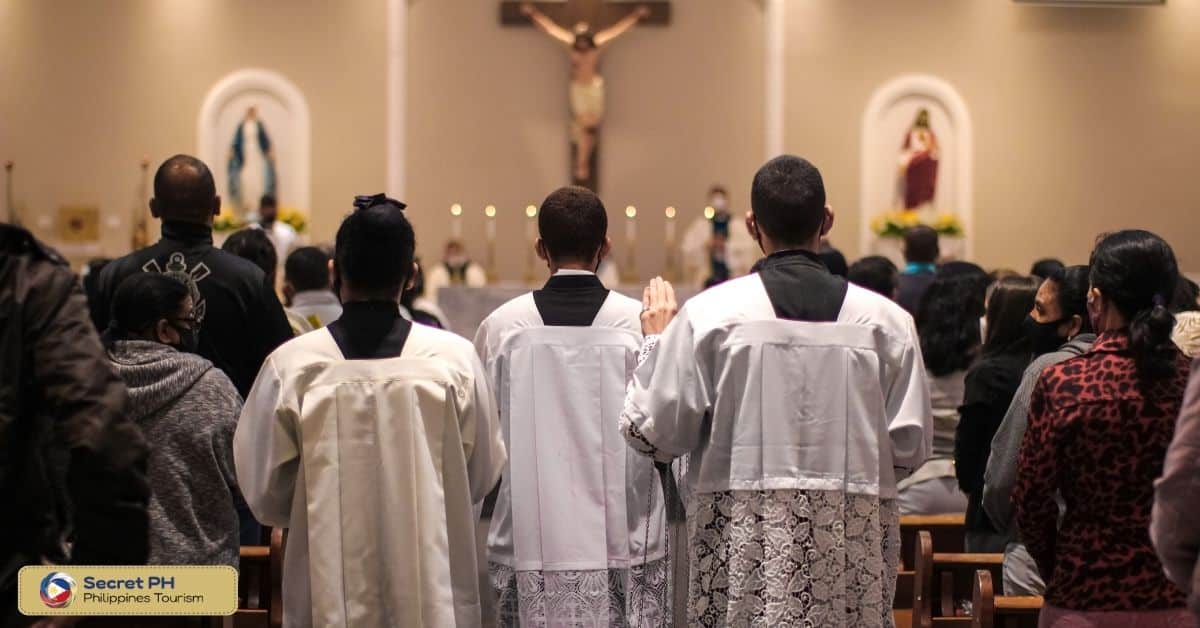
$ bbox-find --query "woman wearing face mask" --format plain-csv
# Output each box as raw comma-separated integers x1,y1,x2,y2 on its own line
982,265,1095,595
954,276,1039,553
1015,231,1193,627
104,272,241,567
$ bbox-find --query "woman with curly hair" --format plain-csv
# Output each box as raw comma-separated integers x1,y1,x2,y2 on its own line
898,265,989,514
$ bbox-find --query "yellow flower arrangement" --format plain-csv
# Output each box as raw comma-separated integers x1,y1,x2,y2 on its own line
213,206,246,233
871,210,963,238
277,206,308,234
212,205,309,234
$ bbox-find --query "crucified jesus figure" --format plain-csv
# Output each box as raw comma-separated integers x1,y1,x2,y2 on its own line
521,2,650,186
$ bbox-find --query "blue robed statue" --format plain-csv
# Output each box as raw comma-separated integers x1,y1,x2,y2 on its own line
227,106,277,217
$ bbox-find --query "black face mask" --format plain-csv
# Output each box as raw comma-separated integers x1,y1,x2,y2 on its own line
170,322,200,353
1023,314,1067,356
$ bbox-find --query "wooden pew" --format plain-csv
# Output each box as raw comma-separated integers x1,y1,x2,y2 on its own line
972,570,1042,628
896,569,915,608
895,569,917,627
221,527,286,628
901,514,966,569
931,551,1004,617
912,531,1005,628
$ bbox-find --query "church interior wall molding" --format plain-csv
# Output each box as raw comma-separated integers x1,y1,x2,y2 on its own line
197,68,312,215
860,73,974,263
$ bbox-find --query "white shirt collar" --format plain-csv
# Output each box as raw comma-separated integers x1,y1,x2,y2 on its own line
553,269,596,277
291,290,340,306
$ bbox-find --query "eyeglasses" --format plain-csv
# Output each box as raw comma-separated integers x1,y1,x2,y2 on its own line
169,316,201,331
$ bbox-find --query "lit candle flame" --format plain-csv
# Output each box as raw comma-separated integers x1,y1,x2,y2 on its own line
665,206,677,219
625,206,637,219
703,206,715,220
525,205,538,218
485,205,497,218
450,203,463,216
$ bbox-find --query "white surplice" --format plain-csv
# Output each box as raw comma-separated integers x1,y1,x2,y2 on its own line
234,324,507,628
620,272,931,627
475,284,668,627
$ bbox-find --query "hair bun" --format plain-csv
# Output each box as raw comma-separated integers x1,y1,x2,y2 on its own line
353,193,407,212
1129,303,1177,382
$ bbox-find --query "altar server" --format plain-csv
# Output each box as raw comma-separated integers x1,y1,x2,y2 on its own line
621,156,932,626
235,194,506,628
475,186,668,627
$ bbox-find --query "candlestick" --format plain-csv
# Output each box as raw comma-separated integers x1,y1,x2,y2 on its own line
524,204,538,284
664,206,677,282
132,157,150,250
4,160,16,227
624,205,637,284
485,204,498,281
450,203,463,239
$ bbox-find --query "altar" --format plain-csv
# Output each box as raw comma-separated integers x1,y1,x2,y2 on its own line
437,283,701,339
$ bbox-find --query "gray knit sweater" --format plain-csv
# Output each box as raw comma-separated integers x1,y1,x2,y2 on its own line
980,333,1096,531
108,340,241,567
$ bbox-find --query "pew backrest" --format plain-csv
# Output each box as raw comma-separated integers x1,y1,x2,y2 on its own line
901,514,966,569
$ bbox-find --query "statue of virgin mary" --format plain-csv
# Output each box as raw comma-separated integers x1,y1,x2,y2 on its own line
227,106,277,217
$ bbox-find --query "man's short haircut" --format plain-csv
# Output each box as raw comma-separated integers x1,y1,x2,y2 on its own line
153,154,217,221
903,225,939,263
222,228,277,279
750,155,827,246
285,246,332,292
848,255,899,298
335,201,415,294
537,186,608,264
708,184,728,197
260,195,277,209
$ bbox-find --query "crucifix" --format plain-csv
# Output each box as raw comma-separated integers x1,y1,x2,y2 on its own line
501,0,671,190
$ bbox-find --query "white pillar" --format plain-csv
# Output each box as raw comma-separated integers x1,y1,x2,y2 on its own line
387,0,407,198
764,0,785,160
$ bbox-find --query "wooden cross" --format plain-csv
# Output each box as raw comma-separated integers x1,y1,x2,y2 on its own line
500,0,671,30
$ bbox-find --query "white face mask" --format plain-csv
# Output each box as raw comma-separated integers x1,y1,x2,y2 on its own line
710,196,728,212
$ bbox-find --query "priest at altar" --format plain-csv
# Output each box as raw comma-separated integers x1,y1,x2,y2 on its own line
679,185,757,287
427,239,490,297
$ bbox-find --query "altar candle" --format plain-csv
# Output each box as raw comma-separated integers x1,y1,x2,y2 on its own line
664,206,677,244
450,203,463,238
485,204,497,240
625,206,637,243
525,205,538,241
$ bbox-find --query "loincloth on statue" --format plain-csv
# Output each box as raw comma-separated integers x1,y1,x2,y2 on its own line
569,77,605,145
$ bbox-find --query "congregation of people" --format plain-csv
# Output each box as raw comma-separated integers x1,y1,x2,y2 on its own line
4,152,1200,628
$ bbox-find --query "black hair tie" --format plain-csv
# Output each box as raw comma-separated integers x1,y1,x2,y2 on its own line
353,193,407,212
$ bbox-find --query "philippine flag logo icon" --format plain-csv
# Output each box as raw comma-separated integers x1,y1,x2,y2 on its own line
39,572,75,608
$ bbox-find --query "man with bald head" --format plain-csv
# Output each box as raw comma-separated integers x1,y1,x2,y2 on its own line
89,154,292,397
